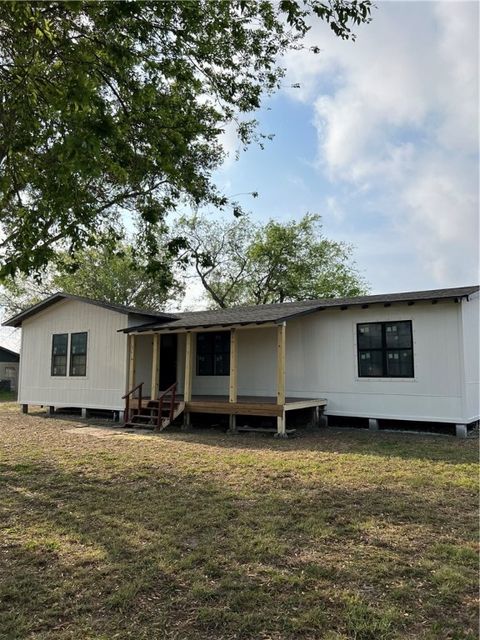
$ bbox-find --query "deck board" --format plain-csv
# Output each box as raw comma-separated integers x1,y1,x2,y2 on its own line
130,395,326,417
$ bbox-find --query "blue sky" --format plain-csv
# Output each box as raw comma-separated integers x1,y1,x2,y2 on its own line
211,0,479,296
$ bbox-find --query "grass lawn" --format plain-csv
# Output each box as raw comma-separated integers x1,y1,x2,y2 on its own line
0,404,478,640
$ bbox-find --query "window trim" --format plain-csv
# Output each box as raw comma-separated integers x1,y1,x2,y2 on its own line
196,331,230,376
357,320,414,379
51,333,69,377
69,331,88,377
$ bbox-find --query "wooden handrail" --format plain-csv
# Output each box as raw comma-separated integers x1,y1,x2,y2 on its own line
122,381,144,423
121,382,144,400
156,382,177,430
157,382,177,400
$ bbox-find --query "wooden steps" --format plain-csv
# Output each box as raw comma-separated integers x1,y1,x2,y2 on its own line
124,400,185,430
122,381,185,431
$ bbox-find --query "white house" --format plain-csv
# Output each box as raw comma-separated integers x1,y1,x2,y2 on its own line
4,285,479,437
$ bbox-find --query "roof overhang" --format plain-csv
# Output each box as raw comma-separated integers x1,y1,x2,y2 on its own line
5,285,478,330
119,286,478,334
3,293,176,328
121,320,280,335
273,288,478,324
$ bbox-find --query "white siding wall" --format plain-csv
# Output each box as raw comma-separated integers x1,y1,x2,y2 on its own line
134,334,154,394
177,333,186,393
461,292,480,423
238,328,277,396
19,300,129,410
285,301,465,423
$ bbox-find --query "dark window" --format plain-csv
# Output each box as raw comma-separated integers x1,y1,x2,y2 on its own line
70,332,88,376
51,334,68,376
196,332,230,376
357,321,414,378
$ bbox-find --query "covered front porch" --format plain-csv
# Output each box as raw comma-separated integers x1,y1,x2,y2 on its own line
124,321,327,436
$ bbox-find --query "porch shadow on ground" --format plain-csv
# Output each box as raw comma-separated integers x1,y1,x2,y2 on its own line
37,411,479,465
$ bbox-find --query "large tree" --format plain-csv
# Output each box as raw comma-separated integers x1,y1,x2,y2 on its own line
0,1,372,278
0,237,182,317
178,213,368,307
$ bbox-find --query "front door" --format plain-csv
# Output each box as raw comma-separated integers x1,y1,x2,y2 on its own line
159,334,177,390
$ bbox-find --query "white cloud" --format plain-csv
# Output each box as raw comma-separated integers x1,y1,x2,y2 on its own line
0,325,20,352
218,120,242,168
325,195,346,223
283,0,479,288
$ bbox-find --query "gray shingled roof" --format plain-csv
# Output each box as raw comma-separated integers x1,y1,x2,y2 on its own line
3,292,178,328
123,285,479,333
0,345,19,360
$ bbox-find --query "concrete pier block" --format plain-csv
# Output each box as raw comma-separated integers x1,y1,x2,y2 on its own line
182,412,191,431
455,424,467,438
368,418,379,430
228,414,237,433
319,413,328,428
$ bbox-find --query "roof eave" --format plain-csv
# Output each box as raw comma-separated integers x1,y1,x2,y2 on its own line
274,291,475,324
2,293,66,328
120,319,279,334
2,292,177,328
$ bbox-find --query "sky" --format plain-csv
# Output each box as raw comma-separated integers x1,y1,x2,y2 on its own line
213,0,479,297
0,0,478,349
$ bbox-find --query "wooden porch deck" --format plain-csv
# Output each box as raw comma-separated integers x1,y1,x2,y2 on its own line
185,395,326,417
130,395,326,418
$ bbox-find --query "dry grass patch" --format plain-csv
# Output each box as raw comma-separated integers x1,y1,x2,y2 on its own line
0,406,478,639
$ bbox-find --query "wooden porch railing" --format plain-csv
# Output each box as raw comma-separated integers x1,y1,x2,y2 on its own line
122,382,144,423
156,382,177,430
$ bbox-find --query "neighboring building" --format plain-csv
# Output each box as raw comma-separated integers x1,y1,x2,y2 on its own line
3,286,479,437
0,345,20,392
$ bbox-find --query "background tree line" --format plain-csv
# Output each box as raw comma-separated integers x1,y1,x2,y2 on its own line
1,213,368,317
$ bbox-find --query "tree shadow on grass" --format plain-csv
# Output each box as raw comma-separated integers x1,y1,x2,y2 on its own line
0,457,477,640
150,424,478,466
15,408,480,466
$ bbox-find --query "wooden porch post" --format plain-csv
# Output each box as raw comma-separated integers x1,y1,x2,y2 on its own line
183,332,193,428
184,332,193,402
128,334,136,390
228,328,238,432
150,333,160,400
276,322,286,437
276,323,286,405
